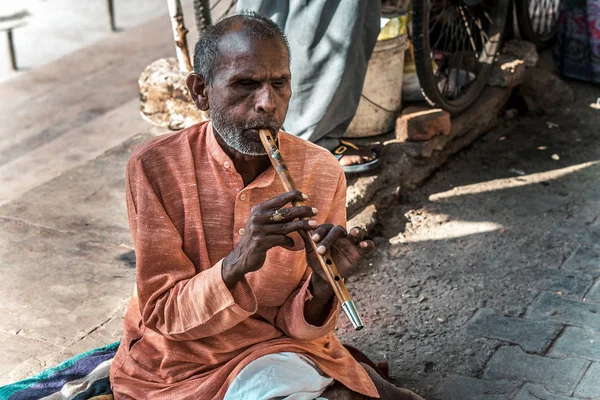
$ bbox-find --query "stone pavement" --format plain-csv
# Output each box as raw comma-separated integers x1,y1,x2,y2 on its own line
434,204,600,399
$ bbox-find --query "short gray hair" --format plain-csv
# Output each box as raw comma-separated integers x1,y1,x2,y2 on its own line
193,11,290,85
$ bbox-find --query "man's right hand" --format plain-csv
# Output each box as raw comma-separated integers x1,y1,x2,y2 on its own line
222,190,318,288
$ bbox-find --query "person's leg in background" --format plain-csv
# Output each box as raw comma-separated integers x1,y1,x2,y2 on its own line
237,0,382,170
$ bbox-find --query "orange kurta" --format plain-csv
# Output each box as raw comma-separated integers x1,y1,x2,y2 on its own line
110,121,378,399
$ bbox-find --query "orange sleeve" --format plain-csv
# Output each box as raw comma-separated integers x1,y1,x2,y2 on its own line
126,156,257,341
275,170,347,340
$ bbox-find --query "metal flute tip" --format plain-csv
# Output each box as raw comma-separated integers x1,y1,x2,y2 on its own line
341,300,364,331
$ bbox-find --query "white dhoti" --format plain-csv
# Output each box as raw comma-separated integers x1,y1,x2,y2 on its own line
224,352,335,400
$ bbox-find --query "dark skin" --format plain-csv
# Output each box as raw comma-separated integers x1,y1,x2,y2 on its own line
186,28,374,325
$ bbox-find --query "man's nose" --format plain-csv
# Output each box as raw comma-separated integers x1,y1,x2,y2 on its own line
255,86,276,114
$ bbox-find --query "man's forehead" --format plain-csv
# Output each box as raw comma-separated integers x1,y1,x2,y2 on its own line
216,28,287,58
213,29,290,79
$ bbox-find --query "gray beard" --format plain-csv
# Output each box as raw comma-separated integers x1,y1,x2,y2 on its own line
211,109,280,156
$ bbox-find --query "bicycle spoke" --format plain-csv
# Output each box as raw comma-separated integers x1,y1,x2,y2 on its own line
464,6,488,51
459,6,478,55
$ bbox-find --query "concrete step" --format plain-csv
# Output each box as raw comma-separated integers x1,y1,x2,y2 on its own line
0,99,164,206
0,3,198,206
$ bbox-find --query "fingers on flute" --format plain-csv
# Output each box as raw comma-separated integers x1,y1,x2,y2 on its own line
312,224,347,255
357,239,375,255
261,206,317,224
264,219,317,234
347,226,366,245
259,190,308,211
347,226,374,254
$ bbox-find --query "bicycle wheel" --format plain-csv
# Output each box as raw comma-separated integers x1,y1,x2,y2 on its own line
413,0,510,115
194,0,238,33
516,0,560,50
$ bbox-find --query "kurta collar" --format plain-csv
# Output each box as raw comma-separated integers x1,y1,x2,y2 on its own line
206,121,290,190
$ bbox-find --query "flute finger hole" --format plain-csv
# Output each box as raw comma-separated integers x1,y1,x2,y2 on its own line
325,258,332,265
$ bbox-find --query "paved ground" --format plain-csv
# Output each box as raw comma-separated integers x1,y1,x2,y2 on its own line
0,4,183,384
0,4,599,398
336,80,600,399
0,0,190,83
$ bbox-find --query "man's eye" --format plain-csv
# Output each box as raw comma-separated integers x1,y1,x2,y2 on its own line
239,80,257,87
272,80,288,87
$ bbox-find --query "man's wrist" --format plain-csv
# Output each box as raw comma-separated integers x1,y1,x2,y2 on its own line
222,255,243,289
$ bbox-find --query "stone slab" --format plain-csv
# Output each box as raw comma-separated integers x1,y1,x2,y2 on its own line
540,271,592,298
483,346,589,394
0,218,135,348
488,55,526,88
520,67,575,113
0,331,60,386
7,307,126,383
574,362,600,398
0,1,195,140
585,279,600,303
550,326,600,362
435,375,520,400
0,100,163,207
502,40,539,68
527,292,600,332
466,308,561,353
514,384,574,400
0,134,152,246
562,244,600,272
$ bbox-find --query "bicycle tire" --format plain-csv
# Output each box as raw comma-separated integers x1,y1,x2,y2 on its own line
413,0,510,115
516,0,559,50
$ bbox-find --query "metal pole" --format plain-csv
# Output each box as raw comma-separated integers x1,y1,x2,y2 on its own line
7,29,17,71
107,0,117,32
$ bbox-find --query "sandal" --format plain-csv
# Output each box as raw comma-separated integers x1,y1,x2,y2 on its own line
331,139,383,174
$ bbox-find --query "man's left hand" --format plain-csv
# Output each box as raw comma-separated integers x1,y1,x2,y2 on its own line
302,225,375,298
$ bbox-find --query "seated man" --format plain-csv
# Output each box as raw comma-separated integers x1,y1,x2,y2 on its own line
110,12,423,400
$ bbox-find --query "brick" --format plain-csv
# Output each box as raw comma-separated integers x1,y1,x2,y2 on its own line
550,326,600,362
466,308,561,353
574,362,600,398
527,292,600,331
585,279,600,303
395,107,451,142
488,55,526,88
514,384,574,400
562,244,600,271
483,346,589,394
435,375,520,400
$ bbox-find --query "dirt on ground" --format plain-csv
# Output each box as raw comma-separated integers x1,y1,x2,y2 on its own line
336,80,600,398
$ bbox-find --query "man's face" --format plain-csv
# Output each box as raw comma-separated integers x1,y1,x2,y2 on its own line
207,31,291,156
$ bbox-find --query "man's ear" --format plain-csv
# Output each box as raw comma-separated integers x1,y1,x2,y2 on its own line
186,73,210,111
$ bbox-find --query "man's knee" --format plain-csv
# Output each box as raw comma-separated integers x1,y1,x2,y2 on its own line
320,381,367,400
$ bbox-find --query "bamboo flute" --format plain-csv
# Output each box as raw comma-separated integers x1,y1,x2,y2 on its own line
258,130,364,330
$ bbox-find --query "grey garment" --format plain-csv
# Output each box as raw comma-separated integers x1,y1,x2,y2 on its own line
237,0,380,150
